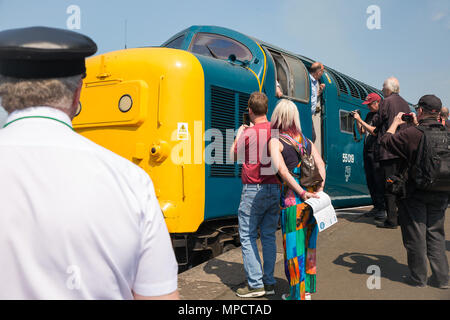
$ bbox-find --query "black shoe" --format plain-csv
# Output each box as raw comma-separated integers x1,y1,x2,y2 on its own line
428,277,449,289
374,211,386,221
365,208,380,217
264,284,275,295
377,222,398,229
402,276,427,288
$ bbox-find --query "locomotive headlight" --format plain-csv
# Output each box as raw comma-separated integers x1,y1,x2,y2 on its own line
118,94,133,112
75,102,82,117
160,201,176,218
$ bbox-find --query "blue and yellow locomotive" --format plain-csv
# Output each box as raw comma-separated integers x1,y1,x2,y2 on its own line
74,25,390,266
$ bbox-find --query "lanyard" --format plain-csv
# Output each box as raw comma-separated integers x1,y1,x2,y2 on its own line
2,116,74,131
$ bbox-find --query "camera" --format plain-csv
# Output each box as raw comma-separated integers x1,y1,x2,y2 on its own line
401,113,414,122
386,174,407,199
243,112,250,126
349,110,361,118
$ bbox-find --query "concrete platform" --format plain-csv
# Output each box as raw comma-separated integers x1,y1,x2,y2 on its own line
178,206,450,300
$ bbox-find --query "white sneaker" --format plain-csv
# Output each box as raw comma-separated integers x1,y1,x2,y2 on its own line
236,286,265,298
281,293,311,300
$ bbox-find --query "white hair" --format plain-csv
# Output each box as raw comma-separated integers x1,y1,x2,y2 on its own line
270,99,302,135
0,75,82,113
383,77,400,94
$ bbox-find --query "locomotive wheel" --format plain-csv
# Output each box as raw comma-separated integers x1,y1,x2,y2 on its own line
222,243,237,253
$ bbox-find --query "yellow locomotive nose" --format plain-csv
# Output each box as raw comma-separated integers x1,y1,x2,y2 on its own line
73,47,206,235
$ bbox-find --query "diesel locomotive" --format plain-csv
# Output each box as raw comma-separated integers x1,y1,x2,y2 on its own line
73,25,397,267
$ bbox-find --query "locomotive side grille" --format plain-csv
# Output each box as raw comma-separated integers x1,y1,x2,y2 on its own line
360,82,384,99
360,83,373,94
237,92,250,178
354,81,368,100
210,86,236,177
341,74,361,99
238,93,250,125
327,69,348,95
209,86,251,178
210,164,235,177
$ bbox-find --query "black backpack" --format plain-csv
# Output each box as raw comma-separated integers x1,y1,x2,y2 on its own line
411,124,450,193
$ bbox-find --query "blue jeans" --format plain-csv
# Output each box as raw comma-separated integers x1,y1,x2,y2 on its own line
238,184,281,289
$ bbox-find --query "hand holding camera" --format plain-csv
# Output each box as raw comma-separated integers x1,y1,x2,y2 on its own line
401,113,414,122
243,112,254,127
350,110,361,120
395,112,417,126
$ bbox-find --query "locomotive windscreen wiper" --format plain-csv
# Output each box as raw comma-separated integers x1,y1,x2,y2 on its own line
205,44,219,59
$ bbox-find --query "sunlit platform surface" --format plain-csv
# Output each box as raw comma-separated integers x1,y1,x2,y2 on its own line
179,206,450,300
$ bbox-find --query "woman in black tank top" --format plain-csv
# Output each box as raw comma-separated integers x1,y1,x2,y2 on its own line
279,137,313,171
268,99,326,301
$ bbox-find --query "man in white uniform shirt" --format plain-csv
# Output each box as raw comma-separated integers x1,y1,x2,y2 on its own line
0,27,179,300
309,62,325,146
0,104,6,127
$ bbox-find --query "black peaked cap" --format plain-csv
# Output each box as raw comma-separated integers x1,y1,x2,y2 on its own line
0,26,97,79
418,95,442,112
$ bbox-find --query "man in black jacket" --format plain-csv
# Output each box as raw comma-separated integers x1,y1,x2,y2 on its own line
372,77,411,228
380,95,449,289
353,93,386,221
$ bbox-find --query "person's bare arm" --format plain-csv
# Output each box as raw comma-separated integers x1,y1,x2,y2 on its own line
133,290,180,300
355,119,365,134
386,112,406,135
318,83,325,96
269,138,318,200
276,86,283,98
276,81,283,98
229,125,246,162
310,142,326,192
353,113,376,136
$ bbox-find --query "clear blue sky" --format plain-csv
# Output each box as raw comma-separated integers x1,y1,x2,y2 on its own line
0,0,449,111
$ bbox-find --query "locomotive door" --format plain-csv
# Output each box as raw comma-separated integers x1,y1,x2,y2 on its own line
317,70,333,159
313,95,323,158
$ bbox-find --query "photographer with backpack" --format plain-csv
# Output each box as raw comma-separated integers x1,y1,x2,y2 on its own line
380,95,449,289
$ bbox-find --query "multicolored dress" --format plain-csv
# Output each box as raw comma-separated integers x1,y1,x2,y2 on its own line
279,133,319,300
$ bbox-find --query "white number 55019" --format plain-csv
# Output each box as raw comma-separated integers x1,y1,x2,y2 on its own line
342,153,355,163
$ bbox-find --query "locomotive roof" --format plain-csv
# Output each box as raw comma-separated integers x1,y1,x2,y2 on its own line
168,25,415,106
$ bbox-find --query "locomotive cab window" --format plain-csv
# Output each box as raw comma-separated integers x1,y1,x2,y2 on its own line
339,110,354,134
282,54,310,103
268,50,310,103
189,33,253,62
164,34,186,49
268,50,289,98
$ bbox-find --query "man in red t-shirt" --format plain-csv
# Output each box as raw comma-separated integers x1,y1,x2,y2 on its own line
229,92,281,298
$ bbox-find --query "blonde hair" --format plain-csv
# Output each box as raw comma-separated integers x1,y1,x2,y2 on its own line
0,75,82,113
270,99,302,136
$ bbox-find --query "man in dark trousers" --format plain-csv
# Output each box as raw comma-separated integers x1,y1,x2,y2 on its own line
380,95,449,289
372,77,411,229
353,93,386,221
